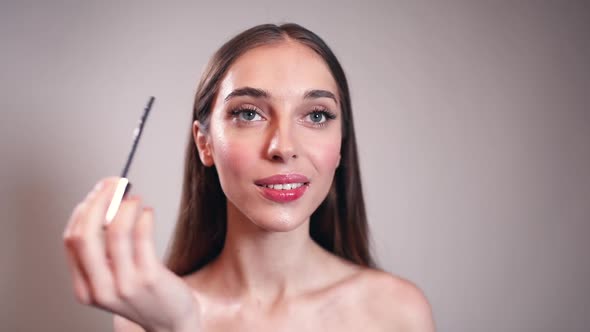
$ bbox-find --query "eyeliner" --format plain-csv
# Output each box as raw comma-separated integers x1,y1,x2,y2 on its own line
104,96,155,227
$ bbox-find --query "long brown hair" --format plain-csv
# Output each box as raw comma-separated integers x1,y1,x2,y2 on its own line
164,23,377,276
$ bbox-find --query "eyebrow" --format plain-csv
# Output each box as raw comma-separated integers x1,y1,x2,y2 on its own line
224,87,339,105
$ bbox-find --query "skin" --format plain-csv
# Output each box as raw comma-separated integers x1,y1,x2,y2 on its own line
63,179,200,332
63,40,435,332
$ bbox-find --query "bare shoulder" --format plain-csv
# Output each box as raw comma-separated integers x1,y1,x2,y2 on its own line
354,269,435,332
112,314,145,332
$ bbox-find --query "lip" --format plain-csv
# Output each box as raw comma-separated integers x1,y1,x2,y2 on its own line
254,174,310,186
254,173,310,203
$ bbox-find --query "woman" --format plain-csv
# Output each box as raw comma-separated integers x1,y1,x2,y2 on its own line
63,23,435,331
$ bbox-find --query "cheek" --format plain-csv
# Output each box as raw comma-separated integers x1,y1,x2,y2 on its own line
211,132,258,181
307,139,341,174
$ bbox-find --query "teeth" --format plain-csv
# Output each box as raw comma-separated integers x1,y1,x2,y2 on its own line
264,183,304,190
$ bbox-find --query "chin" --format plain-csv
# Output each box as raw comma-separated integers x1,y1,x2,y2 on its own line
226,185,321,233
249,212,309,232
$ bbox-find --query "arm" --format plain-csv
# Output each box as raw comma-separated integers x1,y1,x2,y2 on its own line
388,278,435,332
364,270,435,332
398,288,435,332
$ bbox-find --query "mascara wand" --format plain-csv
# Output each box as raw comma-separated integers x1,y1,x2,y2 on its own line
104,96,155,227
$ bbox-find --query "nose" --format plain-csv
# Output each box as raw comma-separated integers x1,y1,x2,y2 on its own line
266,119,298,162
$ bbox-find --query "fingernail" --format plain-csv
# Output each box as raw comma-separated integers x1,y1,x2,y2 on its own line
126,194,141,201
94,181,104,192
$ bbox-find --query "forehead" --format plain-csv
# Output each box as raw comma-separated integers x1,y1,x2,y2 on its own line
218,41,339,101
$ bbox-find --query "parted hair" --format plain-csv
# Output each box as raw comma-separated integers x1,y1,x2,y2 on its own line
163,23,377,276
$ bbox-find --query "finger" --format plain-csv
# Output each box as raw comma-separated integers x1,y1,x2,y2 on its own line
105,195,142,299
76,177,121,307
134,207,159,271
63,203,92,304
64,242,92,304
62,178,112,306
63,180,103,239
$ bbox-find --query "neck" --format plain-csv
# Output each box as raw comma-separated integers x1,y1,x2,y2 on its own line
208,201,327,304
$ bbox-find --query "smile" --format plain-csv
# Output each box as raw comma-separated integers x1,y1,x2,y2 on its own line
254,174,310,202
259,183,305,190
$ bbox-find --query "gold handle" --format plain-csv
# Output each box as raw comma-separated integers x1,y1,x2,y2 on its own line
104,177,130,227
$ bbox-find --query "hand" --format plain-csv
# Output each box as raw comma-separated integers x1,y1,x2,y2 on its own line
62,177,201,332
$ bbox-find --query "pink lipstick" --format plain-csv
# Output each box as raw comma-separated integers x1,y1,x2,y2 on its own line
254,174,310,203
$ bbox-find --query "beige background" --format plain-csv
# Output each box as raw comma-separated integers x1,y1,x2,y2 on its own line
1,1,589,331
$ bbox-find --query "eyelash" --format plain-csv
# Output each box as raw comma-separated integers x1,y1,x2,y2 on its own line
229,106,337,128
229,105,261,123
308,107,337,128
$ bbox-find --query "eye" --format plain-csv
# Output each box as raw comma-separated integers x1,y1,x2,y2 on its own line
305,108,337,127
309,111,327,123
239,110,262,121
230,106,264,122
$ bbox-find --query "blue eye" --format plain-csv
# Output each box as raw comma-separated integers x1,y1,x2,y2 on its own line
305,108,337,128
231,107,263,122
309,111,327,123
240,110,260,121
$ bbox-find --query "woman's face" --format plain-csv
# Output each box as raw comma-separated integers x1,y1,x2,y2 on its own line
194,41,342,232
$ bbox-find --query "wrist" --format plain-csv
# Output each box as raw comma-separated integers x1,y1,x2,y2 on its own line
175,312,201,332
173,316,200,332
148,315,200,332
